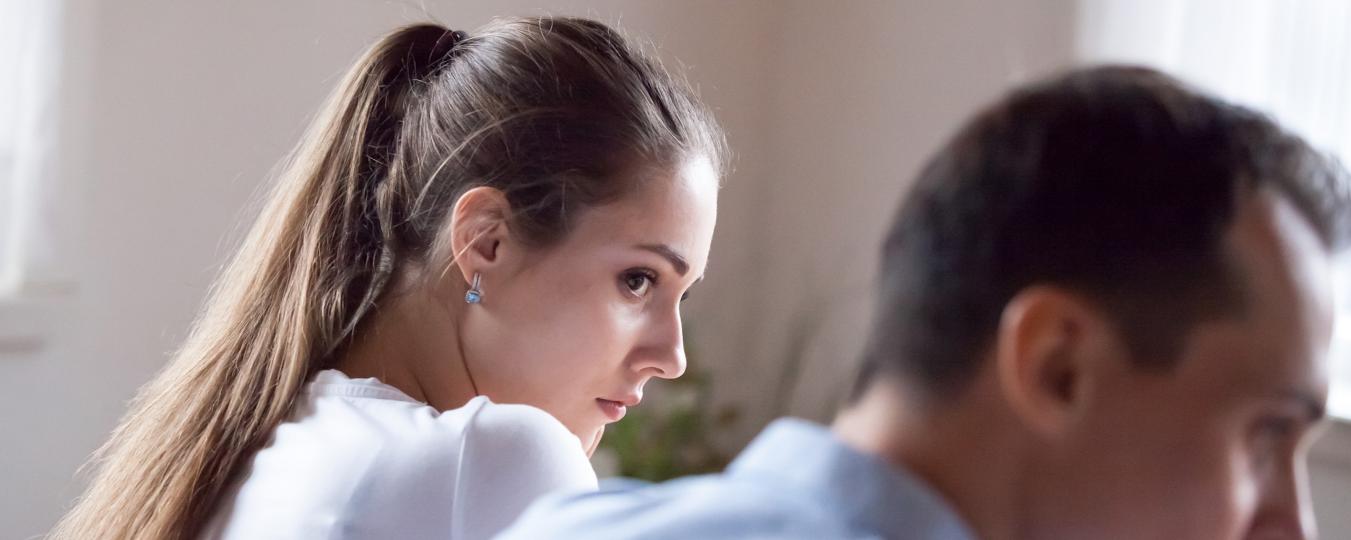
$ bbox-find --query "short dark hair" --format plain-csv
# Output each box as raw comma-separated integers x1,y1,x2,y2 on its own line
855,66,1350,401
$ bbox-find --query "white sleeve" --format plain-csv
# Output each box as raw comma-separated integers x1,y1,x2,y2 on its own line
452,402,599,540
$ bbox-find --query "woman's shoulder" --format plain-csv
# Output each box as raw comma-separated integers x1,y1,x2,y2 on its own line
448,399,599,537
444,397,595,486
297,371,582,463
299,377,594,481
330,392,582,457
460,398,583,454
302,387,583,468
208,389,597,538
365,397,598,538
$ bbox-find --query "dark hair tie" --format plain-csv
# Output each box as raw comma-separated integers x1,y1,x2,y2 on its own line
437,29,468,57
413,28,467,78
422,29,468,64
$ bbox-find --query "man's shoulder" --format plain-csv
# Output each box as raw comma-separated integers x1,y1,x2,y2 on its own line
497,474,857,540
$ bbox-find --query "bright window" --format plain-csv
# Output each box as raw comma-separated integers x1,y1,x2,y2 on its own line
1078,0,1351,419
0,0,64,296
0,0,65,356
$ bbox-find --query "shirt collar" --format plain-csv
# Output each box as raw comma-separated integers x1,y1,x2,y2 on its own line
306,369,424,403
727,418,978,540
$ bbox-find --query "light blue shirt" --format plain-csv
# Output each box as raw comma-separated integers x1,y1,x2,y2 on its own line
497,418,978,539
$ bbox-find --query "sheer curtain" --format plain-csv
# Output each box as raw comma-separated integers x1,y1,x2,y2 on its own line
0,0,65,296
1078,0,1351,419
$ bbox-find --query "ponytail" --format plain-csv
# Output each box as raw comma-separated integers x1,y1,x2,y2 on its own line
51,24,465,539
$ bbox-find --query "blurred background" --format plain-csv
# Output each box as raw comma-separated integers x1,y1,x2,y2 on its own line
2,0,1350,538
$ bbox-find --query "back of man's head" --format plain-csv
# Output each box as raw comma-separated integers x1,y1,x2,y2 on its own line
850,66,1349,539
859,66,1348,399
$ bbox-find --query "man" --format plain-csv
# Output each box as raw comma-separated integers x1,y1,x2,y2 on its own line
498,66,1350,539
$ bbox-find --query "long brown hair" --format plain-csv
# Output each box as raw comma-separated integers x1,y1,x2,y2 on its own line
52,17,726,539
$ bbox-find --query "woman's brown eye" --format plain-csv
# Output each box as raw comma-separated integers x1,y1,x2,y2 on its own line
623,271,654,296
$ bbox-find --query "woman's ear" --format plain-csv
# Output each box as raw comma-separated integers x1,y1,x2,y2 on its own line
993,286,1115,440
446,186,512,286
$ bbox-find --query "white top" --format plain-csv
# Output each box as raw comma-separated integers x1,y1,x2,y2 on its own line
201,369,598,540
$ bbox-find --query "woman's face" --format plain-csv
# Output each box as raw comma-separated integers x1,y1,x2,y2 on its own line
459,157,719,454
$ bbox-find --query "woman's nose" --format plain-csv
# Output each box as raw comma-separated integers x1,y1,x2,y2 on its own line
632,306,687,380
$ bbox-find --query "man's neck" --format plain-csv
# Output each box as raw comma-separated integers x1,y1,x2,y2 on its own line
831,379,1028,540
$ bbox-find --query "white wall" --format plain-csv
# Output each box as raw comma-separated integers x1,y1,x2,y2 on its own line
5,0,1350,538
724,0,1080,431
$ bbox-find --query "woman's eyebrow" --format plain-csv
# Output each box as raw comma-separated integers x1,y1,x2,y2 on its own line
636,244,689,276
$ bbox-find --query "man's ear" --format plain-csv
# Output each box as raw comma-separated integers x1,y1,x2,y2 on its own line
446,186,512,287
993,286,1114,439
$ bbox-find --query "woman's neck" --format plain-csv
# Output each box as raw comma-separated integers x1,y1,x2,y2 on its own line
335,280,478,411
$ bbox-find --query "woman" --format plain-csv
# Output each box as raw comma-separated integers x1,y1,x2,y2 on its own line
52,16,726,539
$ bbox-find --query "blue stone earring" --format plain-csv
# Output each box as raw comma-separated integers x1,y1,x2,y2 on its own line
464,273,483,304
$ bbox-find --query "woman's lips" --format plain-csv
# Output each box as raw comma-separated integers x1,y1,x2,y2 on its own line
596,398,627,421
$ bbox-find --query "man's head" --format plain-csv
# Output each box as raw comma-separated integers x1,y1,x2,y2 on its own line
852,66,1350,539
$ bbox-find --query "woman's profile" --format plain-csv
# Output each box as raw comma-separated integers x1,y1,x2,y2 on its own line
52,16,725,539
